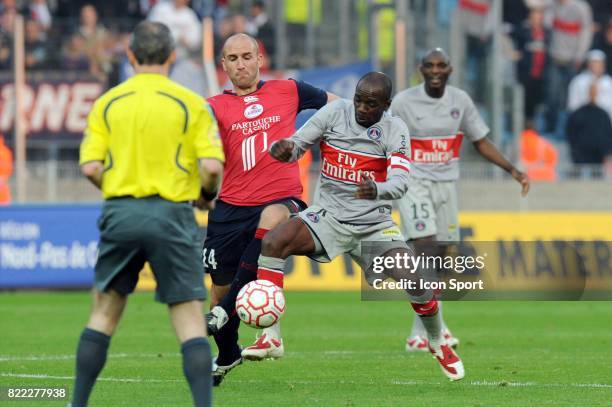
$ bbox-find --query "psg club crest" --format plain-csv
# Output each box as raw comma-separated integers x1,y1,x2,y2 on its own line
306,212,320,223
367,126,382,141
415,221,426,231
244,104,264,119
450,108,460,120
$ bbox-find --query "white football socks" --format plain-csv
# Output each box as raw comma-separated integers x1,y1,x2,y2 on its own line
420,311,443,346
263,321,281,340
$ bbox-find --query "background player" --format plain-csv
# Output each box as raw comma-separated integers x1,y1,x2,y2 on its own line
391,48,530,351
74,21,224,407
203,33,337,385
256,71,465,381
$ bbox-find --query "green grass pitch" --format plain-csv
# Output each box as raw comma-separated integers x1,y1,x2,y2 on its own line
1,292,611,406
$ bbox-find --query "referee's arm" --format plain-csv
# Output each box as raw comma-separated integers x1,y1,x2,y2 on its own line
199,158,223,197
81,161,105,189
80,101,108,190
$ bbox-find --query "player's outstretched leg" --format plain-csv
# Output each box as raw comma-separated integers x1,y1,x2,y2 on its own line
412,300,464,381
385,248,465,380
242,217,315,361
241,254,285,360
239,204,297,360
383,248,464,381
404,239,460,352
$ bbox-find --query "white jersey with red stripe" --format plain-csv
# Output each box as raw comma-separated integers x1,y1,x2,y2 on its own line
288,99,411,226
391,84,489,181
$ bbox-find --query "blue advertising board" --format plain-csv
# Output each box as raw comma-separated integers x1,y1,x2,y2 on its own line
0,205,101,288
296,60,374,98
295,60,373,128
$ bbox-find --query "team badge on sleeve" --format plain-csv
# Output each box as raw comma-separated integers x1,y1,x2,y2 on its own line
306,212,320,223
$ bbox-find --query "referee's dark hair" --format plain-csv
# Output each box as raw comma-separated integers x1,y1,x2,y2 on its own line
129,21,175,65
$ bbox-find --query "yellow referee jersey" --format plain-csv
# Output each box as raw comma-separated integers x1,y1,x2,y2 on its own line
80,73,225,202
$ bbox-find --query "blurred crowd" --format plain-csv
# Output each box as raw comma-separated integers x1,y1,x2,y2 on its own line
456,0,612,168
0,0,275,87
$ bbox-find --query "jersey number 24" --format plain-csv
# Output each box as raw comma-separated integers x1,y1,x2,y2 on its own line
202,248,217,270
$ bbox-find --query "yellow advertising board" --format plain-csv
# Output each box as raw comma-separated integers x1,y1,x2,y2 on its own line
459,212,612,241
136,212,612,292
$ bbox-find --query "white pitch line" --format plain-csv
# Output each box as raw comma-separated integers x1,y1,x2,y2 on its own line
0,351,392,362
467,380,612,389
0,353,180,362
2,353,611,390
1,373,610,390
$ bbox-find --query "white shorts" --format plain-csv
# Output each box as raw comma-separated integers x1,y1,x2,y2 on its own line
298,205,407,272
396,179,459,242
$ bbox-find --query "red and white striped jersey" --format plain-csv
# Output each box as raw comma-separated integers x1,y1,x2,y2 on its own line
391,84,489,181
290,99,411,225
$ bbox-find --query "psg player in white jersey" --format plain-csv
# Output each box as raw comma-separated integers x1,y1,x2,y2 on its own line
257,72,465,381
391,48,530,351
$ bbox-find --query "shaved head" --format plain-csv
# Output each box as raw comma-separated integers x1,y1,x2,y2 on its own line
221,33,263,94
222,33,259,57
353,72,392,127
421,47,450,65
356,72,393,101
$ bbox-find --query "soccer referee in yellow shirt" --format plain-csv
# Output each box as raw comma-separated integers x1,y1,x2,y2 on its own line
72,21,224,407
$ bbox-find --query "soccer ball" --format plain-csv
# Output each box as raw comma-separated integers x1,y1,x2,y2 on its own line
236,280,285,328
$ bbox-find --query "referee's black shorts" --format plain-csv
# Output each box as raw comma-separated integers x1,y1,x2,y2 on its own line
95,196,205,304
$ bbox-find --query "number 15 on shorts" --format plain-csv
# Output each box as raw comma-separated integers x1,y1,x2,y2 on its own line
202,248,218,269
410,203,431,220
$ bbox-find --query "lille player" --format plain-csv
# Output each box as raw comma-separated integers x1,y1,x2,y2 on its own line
202,33,337,385
391,48,530,351
255,72,465,381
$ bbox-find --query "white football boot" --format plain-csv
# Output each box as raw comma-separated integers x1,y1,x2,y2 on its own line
241,324,284,360
429,339,465,381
